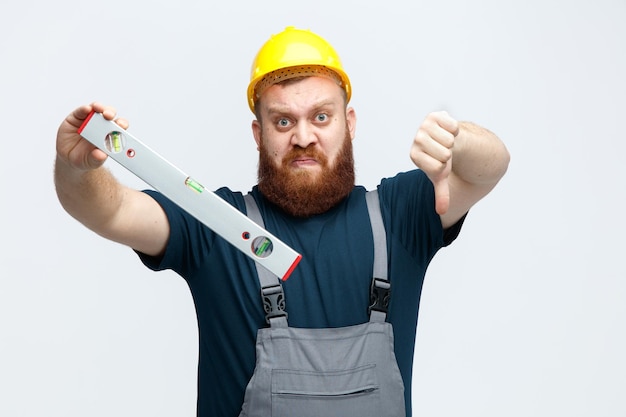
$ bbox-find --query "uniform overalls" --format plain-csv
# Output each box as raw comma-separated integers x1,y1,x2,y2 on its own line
239,191,406,417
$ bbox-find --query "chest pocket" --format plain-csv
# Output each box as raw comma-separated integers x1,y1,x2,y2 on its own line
239,191,406,417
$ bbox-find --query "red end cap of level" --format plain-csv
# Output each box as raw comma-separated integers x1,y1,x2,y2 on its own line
77,110,96,134
281,255,302,281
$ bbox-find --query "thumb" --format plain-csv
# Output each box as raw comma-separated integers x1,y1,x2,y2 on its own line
87,147,109,169
433,178,450,215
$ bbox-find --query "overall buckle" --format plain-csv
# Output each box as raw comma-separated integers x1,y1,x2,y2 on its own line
261,284,288,324
369,278,391,315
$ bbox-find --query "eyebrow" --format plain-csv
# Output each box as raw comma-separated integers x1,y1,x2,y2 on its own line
265,99,338,116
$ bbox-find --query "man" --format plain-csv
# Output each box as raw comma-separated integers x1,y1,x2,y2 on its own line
55,27,509,417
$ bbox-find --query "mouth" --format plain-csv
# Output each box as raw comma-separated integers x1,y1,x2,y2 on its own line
283,145,327,171
291,156,319,168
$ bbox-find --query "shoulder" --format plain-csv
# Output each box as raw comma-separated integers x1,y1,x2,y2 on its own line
142,186,248,225
379,169,431,189
214,186,246,211
377,170,435,207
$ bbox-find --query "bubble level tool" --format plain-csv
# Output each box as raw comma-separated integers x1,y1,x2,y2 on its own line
78,111,301,281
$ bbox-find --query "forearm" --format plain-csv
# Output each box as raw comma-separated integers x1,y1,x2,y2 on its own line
452,122,510,186
54,156,126,236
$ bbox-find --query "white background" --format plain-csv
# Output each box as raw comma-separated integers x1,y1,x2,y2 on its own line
1,0,625,415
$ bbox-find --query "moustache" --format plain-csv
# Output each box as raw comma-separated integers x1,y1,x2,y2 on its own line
282,145,328,166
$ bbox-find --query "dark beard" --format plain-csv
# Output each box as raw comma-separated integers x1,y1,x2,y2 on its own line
257,129,355,218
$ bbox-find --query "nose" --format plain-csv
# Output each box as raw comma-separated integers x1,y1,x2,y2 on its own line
290,122,317,148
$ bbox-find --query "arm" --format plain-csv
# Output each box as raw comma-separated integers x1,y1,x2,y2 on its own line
410,111,510,229
54,103,170,256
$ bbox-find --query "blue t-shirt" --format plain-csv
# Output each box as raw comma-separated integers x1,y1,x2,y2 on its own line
139,169,463,417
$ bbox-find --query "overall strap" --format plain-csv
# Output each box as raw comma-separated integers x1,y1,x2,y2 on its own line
366,190,390,323
244,194,288,328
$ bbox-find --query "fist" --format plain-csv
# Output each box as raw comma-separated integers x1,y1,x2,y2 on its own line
410,111,459,215
56,102,128,171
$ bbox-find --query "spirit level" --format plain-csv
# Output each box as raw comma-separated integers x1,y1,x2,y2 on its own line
78,111,301,281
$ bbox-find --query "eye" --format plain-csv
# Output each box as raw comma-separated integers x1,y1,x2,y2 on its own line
315,113,329,123
277,118,290,128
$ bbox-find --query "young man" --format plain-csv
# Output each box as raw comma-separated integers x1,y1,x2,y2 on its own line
55,27,509,417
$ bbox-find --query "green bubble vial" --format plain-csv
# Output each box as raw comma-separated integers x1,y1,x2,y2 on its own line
185,177,204,193
252,236,273,258
111,132,122,152
105,131,125,154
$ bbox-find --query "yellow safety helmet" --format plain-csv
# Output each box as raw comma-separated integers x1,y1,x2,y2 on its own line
247,26,351,113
